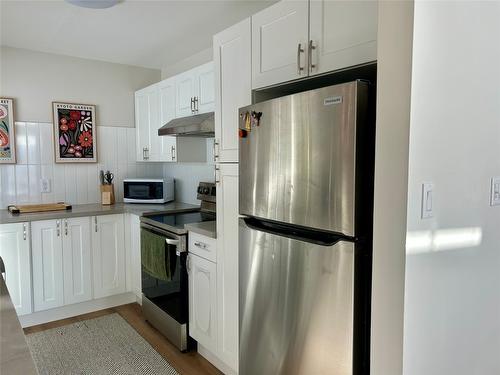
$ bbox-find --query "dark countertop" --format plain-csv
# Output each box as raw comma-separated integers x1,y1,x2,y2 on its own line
185,221,217,239
0,202,199,224
0,275,38,375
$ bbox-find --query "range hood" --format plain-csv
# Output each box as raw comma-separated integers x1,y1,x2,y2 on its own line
158,112,214,137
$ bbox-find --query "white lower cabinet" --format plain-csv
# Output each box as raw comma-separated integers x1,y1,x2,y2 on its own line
188,252,218,352
0,222,32,315
32,219,64,312
63,217,92,305
92,214,126,298
32,217,93,312
216,163,239,371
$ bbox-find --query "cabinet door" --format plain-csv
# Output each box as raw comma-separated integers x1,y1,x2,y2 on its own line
32,219,64,312
146,84,161,162
188,253,217,351
129,214,142,300
62,217,92,305
134,88,151,162
216,163,239,370
175,70,196,118
158,78,177,162
252,0,309,89
92,214,126,298
309,0,377,75
193,62,215,114
214,18,251,163
0,222,32,315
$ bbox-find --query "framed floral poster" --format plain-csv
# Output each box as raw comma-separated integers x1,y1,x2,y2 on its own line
53,102,97,163
0,98,16,164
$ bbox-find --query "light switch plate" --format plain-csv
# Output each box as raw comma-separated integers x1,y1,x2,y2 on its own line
40,178,51,193
421,182,434,219
490,177,500,206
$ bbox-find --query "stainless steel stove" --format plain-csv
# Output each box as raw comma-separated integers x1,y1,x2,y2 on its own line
139,182,215,351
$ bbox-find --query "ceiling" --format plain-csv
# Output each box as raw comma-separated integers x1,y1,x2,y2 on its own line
0,0,275,70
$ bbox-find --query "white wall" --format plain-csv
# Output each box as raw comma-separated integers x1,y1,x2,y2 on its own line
161,47,212,79
0,122,163,207
0,46,160,125
163,163,215,205
371,1,414,375
403,2,500,375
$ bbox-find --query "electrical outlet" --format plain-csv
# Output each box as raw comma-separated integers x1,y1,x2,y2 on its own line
40,178,51,193
491,177,500,206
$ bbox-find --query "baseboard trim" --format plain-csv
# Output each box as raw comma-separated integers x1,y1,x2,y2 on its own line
19,293,136,328
198,344,237,375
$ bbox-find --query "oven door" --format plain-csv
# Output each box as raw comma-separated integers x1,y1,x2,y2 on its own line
124,181,165,203
140,223,188,325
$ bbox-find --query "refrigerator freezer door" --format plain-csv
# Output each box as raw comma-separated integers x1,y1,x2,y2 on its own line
239,219,354,375
239,81,367,237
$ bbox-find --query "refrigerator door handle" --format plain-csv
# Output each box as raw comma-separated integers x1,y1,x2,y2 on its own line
243,217,355,246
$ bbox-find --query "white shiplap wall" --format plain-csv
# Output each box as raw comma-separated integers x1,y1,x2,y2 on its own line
0,122,163,207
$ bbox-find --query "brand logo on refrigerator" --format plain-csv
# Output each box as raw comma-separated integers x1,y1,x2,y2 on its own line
324,96,343,106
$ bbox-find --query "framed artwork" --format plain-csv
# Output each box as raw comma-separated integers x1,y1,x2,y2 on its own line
53,102,97,163
0,97,16,164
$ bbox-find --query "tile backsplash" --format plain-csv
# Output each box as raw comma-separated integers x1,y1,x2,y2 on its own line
0,122,163,207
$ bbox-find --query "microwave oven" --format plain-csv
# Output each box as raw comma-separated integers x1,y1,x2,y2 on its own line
123,178,174,204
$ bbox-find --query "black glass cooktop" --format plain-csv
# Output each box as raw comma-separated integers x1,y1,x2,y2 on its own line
143,210,215,233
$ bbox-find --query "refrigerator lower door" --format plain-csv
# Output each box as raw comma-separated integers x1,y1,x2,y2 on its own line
239,219,354,375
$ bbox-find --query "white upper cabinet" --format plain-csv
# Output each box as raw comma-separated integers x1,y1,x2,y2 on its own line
62,217,92,305
0,222,32,316
92,214,126,299
135,84,158,162
309,0,377,75
31,219,64,312
158,78,177,162
252,0,309,88
194,62,215,114
175,69,197,118
214,18,252,163
176,62,215,117
252,0,378,88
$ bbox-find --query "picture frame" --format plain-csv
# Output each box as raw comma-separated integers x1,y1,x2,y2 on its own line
0,97,17,164
52,101,98,163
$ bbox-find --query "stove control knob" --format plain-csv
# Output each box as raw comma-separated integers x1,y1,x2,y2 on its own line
197,187,203,194
202,187,210,194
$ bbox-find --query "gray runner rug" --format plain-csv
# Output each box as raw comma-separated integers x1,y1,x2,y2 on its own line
25,313,179,375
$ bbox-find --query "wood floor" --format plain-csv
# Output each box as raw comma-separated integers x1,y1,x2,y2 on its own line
23,303,223,375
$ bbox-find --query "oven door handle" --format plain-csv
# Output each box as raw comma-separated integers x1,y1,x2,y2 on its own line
166,238,180,246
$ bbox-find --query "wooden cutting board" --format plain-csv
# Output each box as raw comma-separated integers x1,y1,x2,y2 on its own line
7,203,72,214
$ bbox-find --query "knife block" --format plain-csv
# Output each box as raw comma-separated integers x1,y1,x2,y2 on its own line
100,184,115,205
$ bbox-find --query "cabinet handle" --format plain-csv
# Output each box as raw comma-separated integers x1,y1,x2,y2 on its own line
186,255,191,273
297,43,305,75
171,145,176,160
144,147,149,160
65,219,68,236
23,223,27,241
190,97,195,113
215,166,220,184
194,241,208,250
194,97,199,113
94,217,98,232
213,139,219,161
308,40,316,73
56,220,60,237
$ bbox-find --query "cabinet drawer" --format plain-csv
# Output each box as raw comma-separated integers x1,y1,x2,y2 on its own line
189,232,216,263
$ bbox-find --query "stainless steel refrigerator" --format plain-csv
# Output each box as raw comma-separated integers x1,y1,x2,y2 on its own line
239,81,374,375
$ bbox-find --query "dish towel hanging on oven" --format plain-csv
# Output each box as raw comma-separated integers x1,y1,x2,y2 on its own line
141,230,173,281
